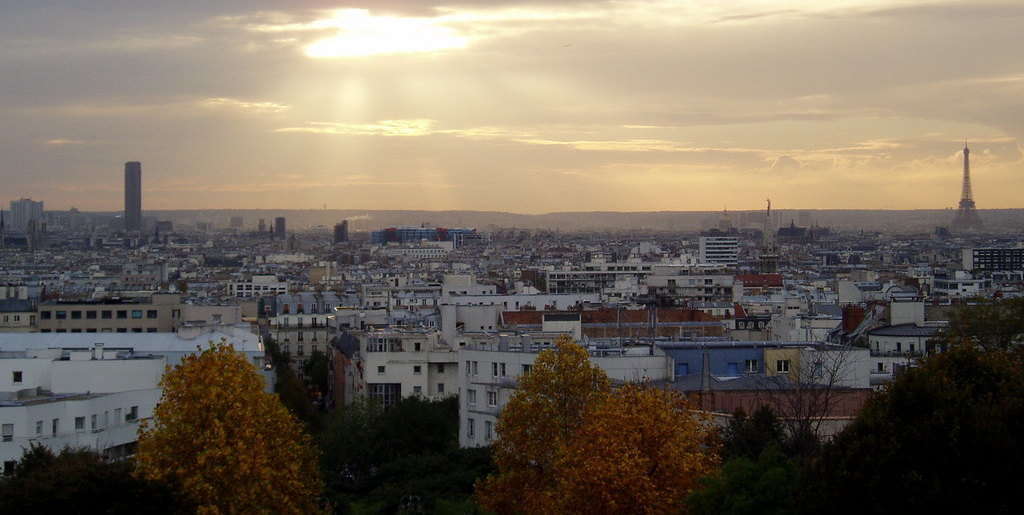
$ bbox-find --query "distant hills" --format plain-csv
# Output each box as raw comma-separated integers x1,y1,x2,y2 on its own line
115,208,1024,234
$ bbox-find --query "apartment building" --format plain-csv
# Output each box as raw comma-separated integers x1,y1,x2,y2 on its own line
37,293,182,333
227,274,289,298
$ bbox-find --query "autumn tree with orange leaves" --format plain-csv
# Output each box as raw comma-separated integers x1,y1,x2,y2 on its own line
135,342,322,514
557,384,719,514
475,335,610,513
476,336,718,514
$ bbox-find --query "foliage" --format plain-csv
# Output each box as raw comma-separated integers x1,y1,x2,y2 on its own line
721,406,786,461
0,444,189,514
688,448,798,515
267,336,322,431
942,297,1024,351
303,349,331,397
555,384,720,514
802,345,1024,514
135,341,322,514
321,395,487,513
475,335,611,514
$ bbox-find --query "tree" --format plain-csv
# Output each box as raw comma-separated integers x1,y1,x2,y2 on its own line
320,396,489,513
136,342,322,514
266,336,321,430
303,349,331,398
0,445,189,514
941,297,1024,351
802,345,1024,514
721,406,786,461
555,384,719,514
688,447,797,515
475,335,611,514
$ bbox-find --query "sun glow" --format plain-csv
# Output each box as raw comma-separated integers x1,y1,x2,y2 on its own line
303,9,468,58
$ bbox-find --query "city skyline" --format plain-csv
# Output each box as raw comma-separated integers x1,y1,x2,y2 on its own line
2,0,1023,212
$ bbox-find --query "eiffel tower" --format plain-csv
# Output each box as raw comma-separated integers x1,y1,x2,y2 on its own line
951,141,983,232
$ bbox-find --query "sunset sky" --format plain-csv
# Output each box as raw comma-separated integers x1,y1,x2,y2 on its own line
2,0,1022,212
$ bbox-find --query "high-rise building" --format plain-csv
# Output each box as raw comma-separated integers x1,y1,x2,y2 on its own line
274,217,286,239
699,232,740,267
951,142,983,232
258,219,266,232
124,162,142,231
230,216,244,229
333,220,349,244
9,198,44,232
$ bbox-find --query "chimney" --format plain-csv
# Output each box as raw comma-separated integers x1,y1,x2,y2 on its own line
93,342,104,360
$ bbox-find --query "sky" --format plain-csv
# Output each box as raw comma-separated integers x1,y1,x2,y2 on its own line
1,0,1022,213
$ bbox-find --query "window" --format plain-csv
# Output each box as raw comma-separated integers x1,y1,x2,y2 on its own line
114,408,122,423
147,328,157,333
71,310,82,319
437,383,445,394
467,389,477,406
491,362,498,377
414,365,422,375
2,461,14,476
488,391,497,407
414,342,422,352
101,310,112,319
116,328,127,333
52,418,59,436
12,371,22,384
744,360,758,373
116,310,127,319
500,363,507,377
877,362,884,373
146,310,158,319
127,406,138,422
91,414,97,431
86,310,97,319
472,361,479,376
131,310,143,319
467,418,476,439
41,311,52,320
776,360,790,373
485,421,493,442
896,341,902,352
377,365,385,375
437,363,445,374
1,424,12,442
75,417,85,431
35,420,42,435
522,364,532,374
131,328,142,333
368,383,401,408
56,311,67,320
413,386,422,395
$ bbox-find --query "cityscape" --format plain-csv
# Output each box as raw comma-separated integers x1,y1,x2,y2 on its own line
2,1,1023,514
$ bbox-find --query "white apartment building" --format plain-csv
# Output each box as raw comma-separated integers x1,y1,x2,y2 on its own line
355,329,460,407
698,235,740,267
458,342,672,448
227,274,289,298
0,346,163,472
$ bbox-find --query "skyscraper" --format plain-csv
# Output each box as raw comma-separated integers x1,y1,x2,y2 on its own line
124,162,142,231
333,220,349,244
951,142,983,232
9,198,44,232
274,217,286,239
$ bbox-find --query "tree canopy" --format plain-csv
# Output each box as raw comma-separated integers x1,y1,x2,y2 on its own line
135,341,322,514
0,445,189,514
802,344,1024,514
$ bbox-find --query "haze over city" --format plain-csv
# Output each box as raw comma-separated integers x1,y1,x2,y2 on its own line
2,0,1023,212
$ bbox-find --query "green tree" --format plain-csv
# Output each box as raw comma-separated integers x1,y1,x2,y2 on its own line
802,345,1024,514
0,444,190,514
941,297,1024,351
303,349,331,397
136,342,322,514
688,448,798,515
721,406,787,461
266,336,321,431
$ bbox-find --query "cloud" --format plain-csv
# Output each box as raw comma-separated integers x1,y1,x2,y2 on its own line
275,119,437,136
201,97,290,113
769,155,802,171
45,138,86,145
